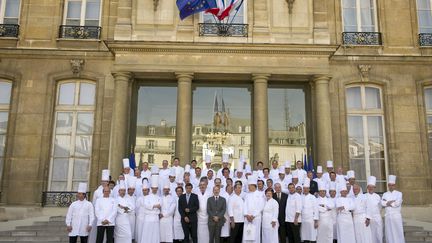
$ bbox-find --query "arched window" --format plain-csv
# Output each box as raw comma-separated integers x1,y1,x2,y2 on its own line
346,85,387,191
0,80,12,181
424,87,432,162
48,81,95,191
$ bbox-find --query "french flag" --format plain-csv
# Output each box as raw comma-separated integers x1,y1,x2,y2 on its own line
205,0,225,16
218,0,243,20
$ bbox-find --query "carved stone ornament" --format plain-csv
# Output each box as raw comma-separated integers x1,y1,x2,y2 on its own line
358,65,371,82
286,0,295,14
70,59,85,76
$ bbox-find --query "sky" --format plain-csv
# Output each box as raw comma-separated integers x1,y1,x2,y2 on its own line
137,86,306,130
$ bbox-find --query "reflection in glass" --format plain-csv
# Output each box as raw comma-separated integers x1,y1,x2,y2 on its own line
135,86,177,167
0,135,5,155
52,158,69,181
56,112,73,134
77,113,94,134
192,87,251,169
54,135,71,157
73,158,89,181
425,88,432,110
365,87,381,109
346,87,361,109
0,82,12,105
268,88,307,163
58,83,75,105
0,112,9,133
75,135,92,157
79,83,96,105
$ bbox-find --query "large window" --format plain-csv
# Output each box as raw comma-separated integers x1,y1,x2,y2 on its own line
424,87,432,163
135,86,177,167
268,88,307,163
192,87,251,170
346,85,387,192
0,0,20,24
49,81,96,191
0,81,12,182
63,0,101,26
417,0,432,33
342,0,378,32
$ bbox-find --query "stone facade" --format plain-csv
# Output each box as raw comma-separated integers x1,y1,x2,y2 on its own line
0,0,431,205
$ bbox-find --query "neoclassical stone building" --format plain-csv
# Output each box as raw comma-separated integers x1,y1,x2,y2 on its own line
0,0,431,205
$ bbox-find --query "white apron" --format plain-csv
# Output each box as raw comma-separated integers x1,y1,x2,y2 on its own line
336,211,355,242
114,210,132,242
197,192,210,243
160,194,175,242
173,197,184,240
353,213,372,243
135,196,146,242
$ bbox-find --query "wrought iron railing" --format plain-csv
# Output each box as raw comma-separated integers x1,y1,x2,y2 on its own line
199,23,248,37
342,32,382,45
59,25,101,39
419,33,432,47
42,191,91,207
0,24,19,38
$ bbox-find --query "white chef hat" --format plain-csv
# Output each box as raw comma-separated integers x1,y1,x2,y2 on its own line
151,175,159,188
123,158,130,169
184,164,191,174
284,160,292,168
163,181,170,189
339,184,348,193
367,176,377,186
127,177,136,188
169,168,176,177
222,154,229,163
278,166,285,174
244,164,251,174
101,169,110,181
205,154,211,163
176,176,183,184
347,170,355,179
318,181,326,191
151,165,159,174
292,170,298,179
142,180,149,189
78,182,87,193
317,166,323,173
326,160,333,168
247,175,257,185
329,182,336,191
388,175,397,184
236,160,243,172
119,180,126,190
303,178,310,188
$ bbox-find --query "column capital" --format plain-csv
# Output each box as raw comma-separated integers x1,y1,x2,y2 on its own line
175,72,194,82
112,72,133,82
313,75,332,84
252,73,271,82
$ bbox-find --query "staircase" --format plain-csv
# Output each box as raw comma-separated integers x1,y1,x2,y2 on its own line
0,216,431,242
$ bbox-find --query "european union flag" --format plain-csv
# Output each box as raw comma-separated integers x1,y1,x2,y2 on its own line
177,0,217,20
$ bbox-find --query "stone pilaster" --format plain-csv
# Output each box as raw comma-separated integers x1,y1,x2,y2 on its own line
313,75,333,163
252,74,270,167
175,73,194,166
114,0,133,40
109,72,133,174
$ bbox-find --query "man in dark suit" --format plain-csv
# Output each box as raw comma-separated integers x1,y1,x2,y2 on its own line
207,185,226,243
179,183,200,243
307,171,319,195
273,183,288,243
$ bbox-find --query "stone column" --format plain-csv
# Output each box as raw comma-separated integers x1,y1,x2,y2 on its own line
314,75,333,163
252,74,270,167
175,73,194,166
110,72,133,174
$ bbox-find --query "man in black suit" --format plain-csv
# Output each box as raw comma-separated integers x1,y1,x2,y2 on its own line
307,171,319,195
273,183,288,243
207,185,226,243
179,183,200,243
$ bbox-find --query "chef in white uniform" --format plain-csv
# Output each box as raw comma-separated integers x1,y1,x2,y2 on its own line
65,182,94,243
89,169,110,243
135,180,150,241
335,184,355,243
352,184,372,243
114,181,133,242
160,181,176,243
173,186,185,242
243,175,265,243
95,186,116,243
316,182,334,243
126,178,137,242
366,176,383,243
301,178,319,242
140,175,161,243
262,188,279,243
197,181,211,243
381,175,405,243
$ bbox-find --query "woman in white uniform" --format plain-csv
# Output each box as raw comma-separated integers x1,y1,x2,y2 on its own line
262,188,279,243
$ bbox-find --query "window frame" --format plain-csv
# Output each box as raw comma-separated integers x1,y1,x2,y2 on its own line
62,0,102,26
48,80,96,192
0,80,12,184
341,0,379,32
424,86,432,161
345,84,388,189
0,0,21,25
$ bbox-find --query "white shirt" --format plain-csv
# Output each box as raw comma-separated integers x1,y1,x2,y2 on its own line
285,192,302,223
302,193,319,221
160,194,176,218
366,192,382,217
65,199,94,236
141,169,151,179
317,195,334,217
262,198,279,229
269,168,280,181
243,190,265,218
336,196,355,215
381,190,403,215
95,197,117,226
228,193,244,223
353,193,368,216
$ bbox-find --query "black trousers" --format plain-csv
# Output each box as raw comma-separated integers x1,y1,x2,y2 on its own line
286,222,301,243
96,226,114,243
278,221,287,243
69,236,88,243
182,221,198,243
208,222,223,243
229,223,243,243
